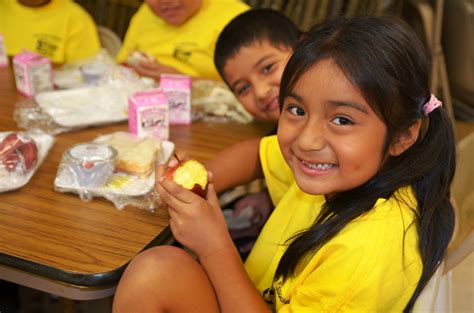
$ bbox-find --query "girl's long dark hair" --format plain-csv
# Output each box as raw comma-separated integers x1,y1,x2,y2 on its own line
275,16,456,311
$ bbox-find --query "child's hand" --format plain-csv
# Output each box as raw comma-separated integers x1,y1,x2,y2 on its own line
134,60,181,80
156,162,233,259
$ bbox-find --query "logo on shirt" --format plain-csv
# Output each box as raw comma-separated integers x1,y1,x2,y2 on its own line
34,34,60,58
172,42,197,62
263,281,289,311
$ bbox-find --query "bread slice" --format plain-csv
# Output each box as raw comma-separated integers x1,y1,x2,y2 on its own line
106,132,162,178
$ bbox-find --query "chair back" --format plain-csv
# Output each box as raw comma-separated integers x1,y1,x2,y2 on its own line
97,26,122,58
446,132,474,271
413,261,445,312
414,132,474,311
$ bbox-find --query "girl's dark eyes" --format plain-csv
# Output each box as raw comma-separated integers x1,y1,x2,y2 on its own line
332,116,353,125
287,105,305,116
262,63,274,74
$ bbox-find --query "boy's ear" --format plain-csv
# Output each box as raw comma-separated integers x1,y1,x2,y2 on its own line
388,120,422,156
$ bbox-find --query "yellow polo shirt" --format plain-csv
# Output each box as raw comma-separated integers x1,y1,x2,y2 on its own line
0,0,100,64
116,0,249,80
245,135,422,312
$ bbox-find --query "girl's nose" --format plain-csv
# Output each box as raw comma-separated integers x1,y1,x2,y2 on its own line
297,121,326,152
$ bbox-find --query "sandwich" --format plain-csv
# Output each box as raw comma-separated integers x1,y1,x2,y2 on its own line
106,132,162,178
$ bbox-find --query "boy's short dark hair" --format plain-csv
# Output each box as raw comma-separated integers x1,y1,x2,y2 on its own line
214,8,301,81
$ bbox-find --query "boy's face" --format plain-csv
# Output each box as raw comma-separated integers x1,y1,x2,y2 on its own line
223,40,292,122
18,0,51,6
145,0,202,26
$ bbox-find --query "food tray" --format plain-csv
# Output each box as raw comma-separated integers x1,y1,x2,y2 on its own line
55,134,174,200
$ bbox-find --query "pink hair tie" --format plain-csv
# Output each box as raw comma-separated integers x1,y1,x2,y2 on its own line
423,94,442,115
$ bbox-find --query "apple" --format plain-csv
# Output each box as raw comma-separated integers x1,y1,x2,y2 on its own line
165,155,208,197
0,133,38,173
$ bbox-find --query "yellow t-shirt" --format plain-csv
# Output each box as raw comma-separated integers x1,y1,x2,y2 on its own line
0,0,100,64
116,0,249,80
245,135,422,312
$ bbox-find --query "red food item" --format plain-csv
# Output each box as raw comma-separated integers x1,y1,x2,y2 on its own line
0,133,38,173
164,155,208,197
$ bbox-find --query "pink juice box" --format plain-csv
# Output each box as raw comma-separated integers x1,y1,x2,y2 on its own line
128,89,169,140
0,34,8,67
13,51,53,97
160,74,192,125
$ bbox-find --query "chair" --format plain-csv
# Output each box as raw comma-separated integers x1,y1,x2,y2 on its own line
414,132,474,311
443,0,474,121
403,0,455,121
97,25,122,58
447,132,474,271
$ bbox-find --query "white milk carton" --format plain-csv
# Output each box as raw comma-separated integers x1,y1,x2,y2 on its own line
160,74,192,125
128,89,169,140
0,34,8,67
13,51,53,97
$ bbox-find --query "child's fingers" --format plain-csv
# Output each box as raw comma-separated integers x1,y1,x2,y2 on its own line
206,183,220,209
160,179,201,204
155,164,166,190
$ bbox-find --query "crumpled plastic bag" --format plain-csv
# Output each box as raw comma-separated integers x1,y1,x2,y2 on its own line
191,79,253,124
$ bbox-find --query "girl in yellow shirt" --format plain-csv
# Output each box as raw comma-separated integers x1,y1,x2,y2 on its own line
113,16,456,313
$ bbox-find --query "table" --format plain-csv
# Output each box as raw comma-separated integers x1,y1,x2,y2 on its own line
0,65,274,300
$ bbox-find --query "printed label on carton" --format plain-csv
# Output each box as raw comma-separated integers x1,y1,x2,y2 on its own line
129,89,169,140
160,74,192,125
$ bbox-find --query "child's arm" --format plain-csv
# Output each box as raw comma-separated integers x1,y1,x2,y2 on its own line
156,177,271,312
205,137,263,194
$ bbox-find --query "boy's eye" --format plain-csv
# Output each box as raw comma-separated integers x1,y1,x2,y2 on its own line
236,84,250,96
262,63,274,74
287,105,305,116
332,116,353,125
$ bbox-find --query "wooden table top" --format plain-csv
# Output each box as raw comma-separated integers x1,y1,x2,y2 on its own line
0,65,274,288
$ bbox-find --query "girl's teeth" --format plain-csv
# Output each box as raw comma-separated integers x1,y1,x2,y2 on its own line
303,161,334,170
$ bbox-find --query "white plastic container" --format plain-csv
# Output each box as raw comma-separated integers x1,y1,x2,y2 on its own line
65,143,117,188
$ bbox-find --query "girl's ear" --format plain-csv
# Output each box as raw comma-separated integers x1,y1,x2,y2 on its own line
388,119,422,156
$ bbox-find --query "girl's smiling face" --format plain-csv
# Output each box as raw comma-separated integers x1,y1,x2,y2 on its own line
278,59,388,195
223,40,292,122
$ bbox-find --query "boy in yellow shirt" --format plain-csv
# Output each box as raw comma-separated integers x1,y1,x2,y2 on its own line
211,9,300,259
0,0,101,64
117,0,249,80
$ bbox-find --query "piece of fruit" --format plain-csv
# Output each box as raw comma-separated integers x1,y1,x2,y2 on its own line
0,133,38,173
164,155,208,197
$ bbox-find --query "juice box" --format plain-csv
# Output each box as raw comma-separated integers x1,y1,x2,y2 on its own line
13,51,53,97
0,34,8,67
160,74,192,125
128,89,169,140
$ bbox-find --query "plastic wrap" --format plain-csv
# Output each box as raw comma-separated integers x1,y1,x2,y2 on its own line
0,131,55,193
191,79,253,124
54,132,174,210
14,53,153,134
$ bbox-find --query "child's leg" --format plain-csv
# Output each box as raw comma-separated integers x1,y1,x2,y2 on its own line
113,246,219,313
